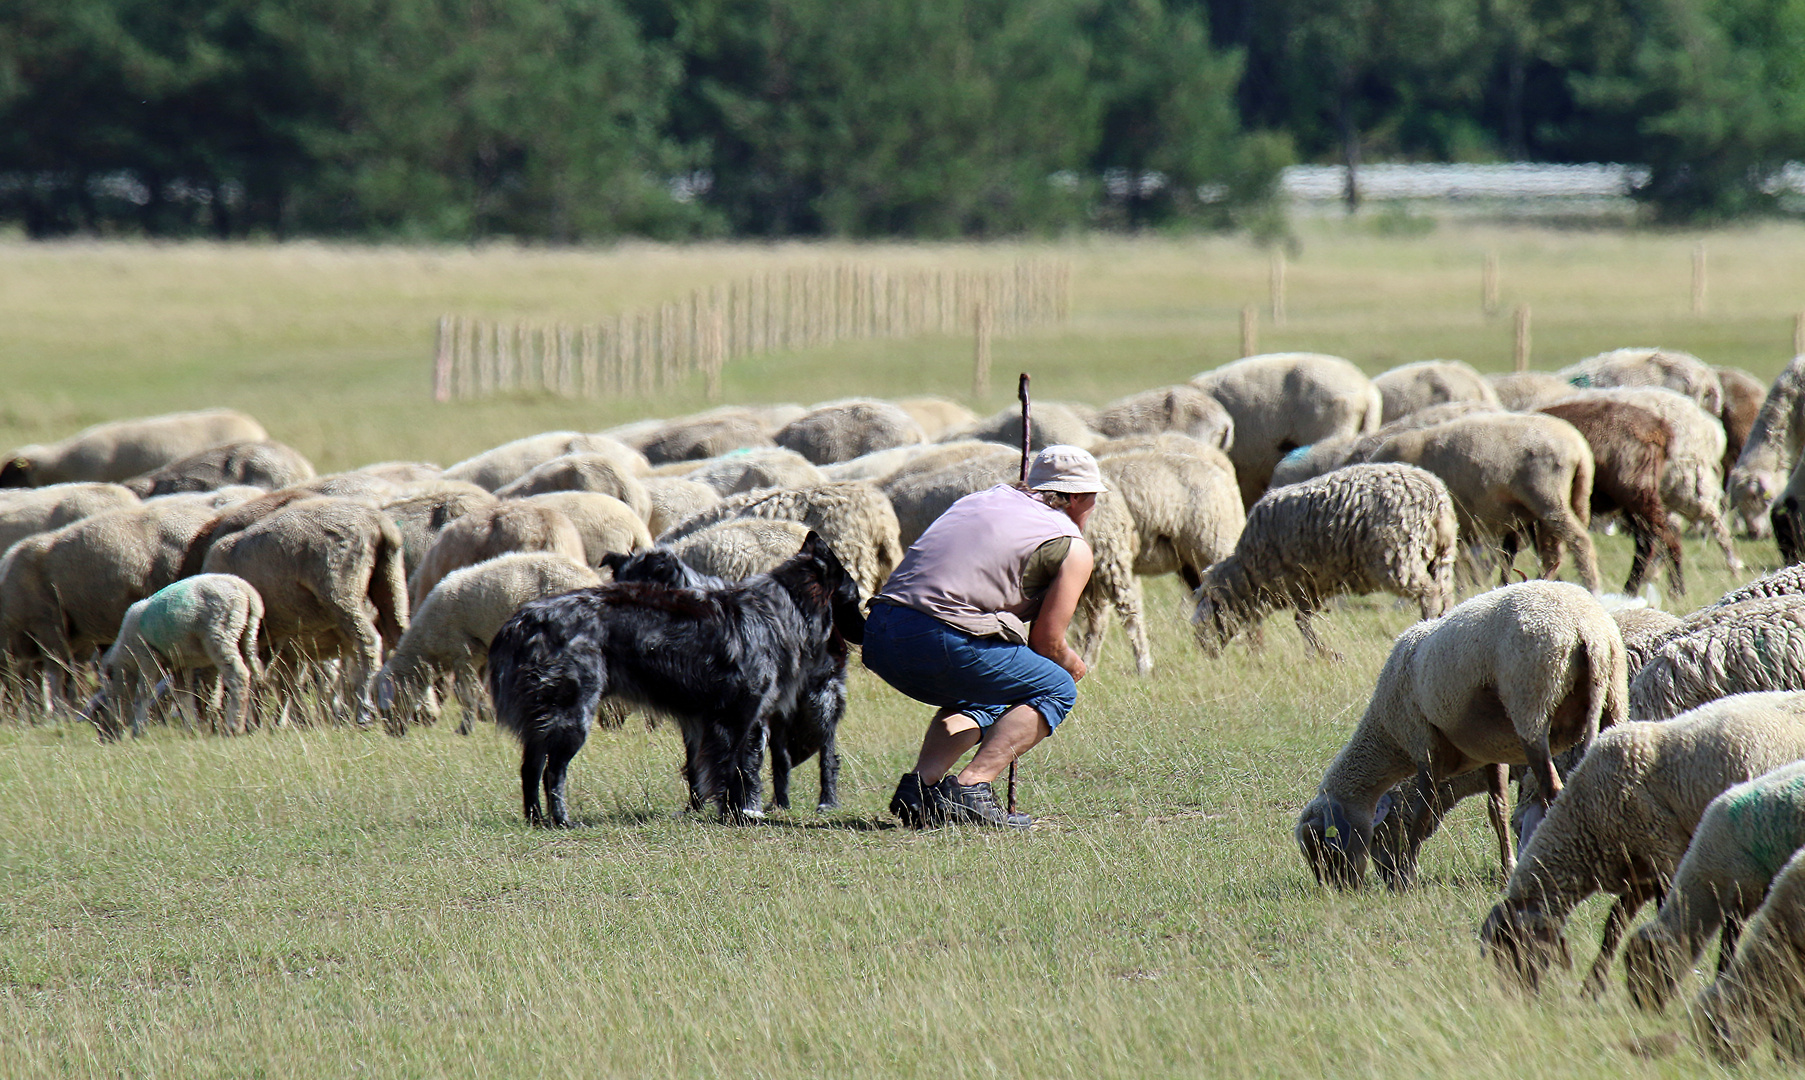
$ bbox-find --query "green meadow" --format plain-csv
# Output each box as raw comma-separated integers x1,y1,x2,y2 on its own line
1,220,1801,1077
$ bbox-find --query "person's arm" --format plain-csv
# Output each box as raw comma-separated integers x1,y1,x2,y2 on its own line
1028,538,1093,681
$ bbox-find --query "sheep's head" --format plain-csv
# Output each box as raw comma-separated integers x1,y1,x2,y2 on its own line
0,454,34,488
1296,792,1390,890
1190,584,1239,657
1691,982,1761,1065
1623,923,1689,1013
1734,471,1782,539
1369,783,1429,891
1478,901,1572,993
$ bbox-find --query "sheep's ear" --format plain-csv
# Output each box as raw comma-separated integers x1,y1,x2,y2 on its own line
1371,792,1395,826
1323,798,1356,849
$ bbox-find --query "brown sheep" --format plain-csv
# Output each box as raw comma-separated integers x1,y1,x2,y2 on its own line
407,501,587,611
1538,398,1685,594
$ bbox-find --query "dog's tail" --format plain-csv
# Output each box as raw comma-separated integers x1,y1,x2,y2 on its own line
486,596,604,743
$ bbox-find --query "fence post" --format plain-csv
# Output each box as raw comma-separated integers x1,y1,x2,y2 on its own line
1240,304,1257,358
1514,304,1532,371
1482,252,1499,316
1692,242,1707,315
1270,251,1286,326
973,302,993,399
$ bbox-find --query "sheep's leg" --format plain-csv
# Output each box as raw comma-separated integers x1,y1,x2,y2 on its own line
453,675,484,735
1075,589,1109,669
1625,529,1653,594
1293,607,1343,662
1701,504,1742,575
1581,891,1653,997
1497,530,1521,588
1114,576,1152,677
1716,913,1745,976
1486,762,1515,884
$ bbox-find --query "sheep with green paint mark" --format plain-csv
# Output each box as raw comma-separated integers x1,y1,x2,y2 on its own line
1692,843,1805,1064
88,574,264,738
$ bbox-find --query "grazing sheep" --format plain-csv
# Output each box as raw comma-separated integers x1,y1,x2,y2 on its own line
442,432,647,491
1769,453,1805,563
1,409,267,487
290,471,399,502
1098,448,1244,590
356,461,445,486
408,501,588,612
1092,385,1235,450
1265,401,1502,491
664,519,814,581
176,488,326,579
376,552,601,730
643,477,721,537
1194,463,1458,659
86,574,264,738
1730,354,1805,539
1714,564,1805,609
1718,367,1767,493
201,497,409,723
1374,359,1500,424
1190,352,1383,507
1691,843,1805,1064
1624,761,1805,1012
1560,347,1724,415
1366,410,1601,592
820,444,936,483
1488,371,1577,412
1538,397,1684,594
1615,606,1683,674
894,397,976,441
775,400,927,464
1478,691,1805,994
1298,580,1626,889
0,482,139,554
637,413,777,465
515,491,651,568
1571,385,1739,574
657,480,904,601
685,448,827,496
380,486,497,578
492,452,652,521
1630,597,1805,721
121,440,316,498
943,402,1101,452
877,445,1153,675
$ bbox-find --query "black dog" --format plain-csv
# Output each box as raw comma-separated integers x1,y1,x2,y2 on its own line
602,547,850,815
488,532,864,826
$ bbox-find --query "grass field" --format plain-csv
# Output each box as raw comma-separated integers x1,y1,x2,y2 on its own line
2,220,1804,1076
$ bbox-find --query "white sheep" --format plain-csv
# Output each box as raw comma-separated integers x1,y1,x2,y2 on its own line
1265,400,1500,491
642,477,720,537
1192,463,1458,659
684,447,827,496
1487,371,1577,412
894,397,976,441
0,482,139,554
376,552,601,731
86,574,265,738
1630,596,1805,721
1729,353,1805,537
1614,605,1683,675
441,432,647,491
1373,359,1500,424
635,412,777,465
942,402,1101,452
122,439,316,497
1190,352,1382,507
1297,580,1625,889
1714,563,1805,609
1478,690,1805,995
1624,761,1805,1012
1092,385,1235,451
380,486,498,578
1691,842,1805,1064
665,518,813,581
492,452,652,520
774,400,927,464
408,501,588,612
820,443,937,483
1559,347,1724,415
1,409,268,487
514,491,651,568
1098,448,1243,590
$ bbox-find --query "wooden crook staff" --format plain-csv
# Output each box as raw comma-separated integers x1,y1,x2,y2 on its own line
1011,372,1031,815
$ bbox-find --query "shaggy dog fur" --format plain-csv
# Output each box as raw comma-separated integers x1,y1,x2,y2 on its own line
488,533,864,826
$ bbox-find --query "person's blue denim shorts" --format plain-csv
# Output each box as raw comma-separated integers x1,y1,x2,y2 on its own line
861,602,1076,731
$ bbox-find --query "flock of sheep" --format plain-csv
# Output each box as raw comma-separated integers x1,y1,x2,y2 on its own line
7,345,1805,1061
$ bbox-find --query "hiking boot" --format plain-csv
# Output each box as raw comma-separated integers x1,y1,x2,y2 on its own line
889,773,935,829
941,779,1033,829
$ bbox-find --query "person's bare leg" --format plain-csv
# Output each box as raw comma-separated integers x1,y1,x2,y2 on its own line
956,705,1050,785
913,708,982,784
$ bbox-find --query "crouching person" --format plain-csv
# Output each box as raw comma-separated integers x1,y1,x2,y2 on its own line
863,445,1102,829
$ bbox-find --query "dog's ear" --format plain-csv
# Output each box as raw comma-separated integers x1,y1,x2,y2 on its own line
600,551,630,575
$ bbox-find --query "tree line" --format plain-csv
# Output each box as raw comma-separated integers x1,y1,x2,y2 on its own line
2,0,1800,242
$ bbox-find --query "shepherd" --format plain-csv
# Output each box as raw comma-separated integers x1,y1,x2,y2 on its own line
863,433,1104,829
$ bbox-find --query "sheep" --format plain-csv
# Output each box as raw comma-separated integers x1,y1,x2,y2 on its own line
1373,359,1501,424
201,497,409,723
376,552,601,731
685,448,827,496
1691,843,1805,1064
0,482,139,555
1629,597,1805,721
1537,397,1684,594
1615,606,1683,674
643,477,721,537
1265,401,1502,490
636,413,777,465
121,440,316,498
379,487,498,578
1365,410,1601,592
1098,448,1244,590
775,400,927,464
1714,564,1805,609
1769,452,1805,563
1488,371,1577,412
1190,352,1383,507
1559,347,1724,415
877,445,1153,675
1718,367,1767,493
1729,354,1805,538
943,402,1101,452
657,480,904,601
1570,385,1739,574
1478,690,1805,994
1297,579,1626,889
1624,761,1805,1012
176,488,328,579
894,397,976,441
85,574,264,738
820,444,938,483
492,452,652,521
1191,463,1458,660
355,461,445,486
1,409,267,487
515,491,651,567
664,518,813,582
442,432,648,491
408,501,588,613
1092,385,1235,451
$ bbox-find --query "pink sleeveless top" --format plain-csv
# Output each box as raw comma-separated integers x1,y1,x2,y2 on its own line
876,484,1084,643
